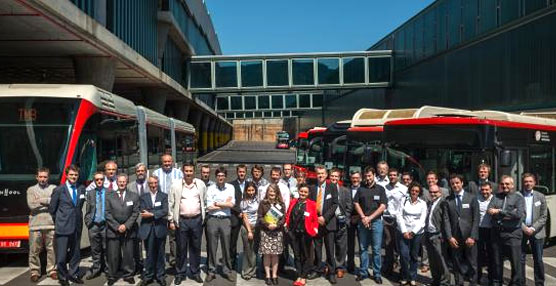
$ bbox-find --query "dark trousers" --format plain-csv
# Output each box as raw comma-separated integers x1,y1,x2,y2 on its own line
88,223,106,275
230,215,242,270
383,217,399,272
280,230,291,269
522,235,544,286
346,222,358,272
106,235,135,279
450,237,478,286
290,231,314,278
176,216,203,277
144,232,166,282
491,228,522,286
134,238,143,274
425,233,450,286
313,228,336,274
55,231,81,281
477,227,494,284
206,216,232,274
334,223,348,270
398,231,423,282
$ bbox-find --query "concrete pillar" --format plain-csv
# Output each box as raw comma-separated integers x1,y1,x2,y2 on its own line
73,56,116,91
201,115,211,154
214,122,221,149
142,87,167,114
208,119,216,152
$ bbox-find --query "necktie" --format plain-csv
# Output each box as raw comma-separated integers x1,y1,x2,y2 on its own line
456,194,462,213
71,186,77,206
139,183,144,195
108,179,113,191
316,186,324,215
95,190,104,222
119,191,124,202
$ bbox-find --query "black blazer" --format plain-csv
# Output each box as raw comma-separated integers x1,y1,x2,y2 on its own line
337,185,353,220
442,190,480,241
84,187,106,228
427,197,445,236
139,192,168,240
105,190,140,238
49,184,86,236
229,179,245,227
309,182,339,231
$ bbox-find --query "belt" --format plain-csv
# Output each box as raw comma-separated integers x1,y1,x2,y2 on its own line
180,214,201,219
208,215,230,219
93,221,106,226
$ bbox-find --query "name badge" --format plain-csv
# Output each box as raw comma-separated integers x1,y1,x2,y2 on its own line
275,204,282,210
79,194,85,199
154,201,162,207
326,194,332,200
373,195,380,200
462,204,470,209
535,201,541,207
304,211,310,217
126,201,133,206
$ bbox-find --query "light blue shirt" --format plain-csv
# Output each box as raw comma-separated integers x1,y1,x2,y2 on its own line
94,188,106,223
153,167,183,194
524,190,534,226
206,183,235,217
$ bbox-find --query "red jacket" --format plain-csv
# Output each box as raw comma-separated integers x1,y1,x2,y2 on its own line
285,198,319,237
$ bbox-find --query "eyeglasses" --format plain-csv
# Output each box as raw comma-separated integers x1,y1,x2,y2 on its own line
94,178,104,181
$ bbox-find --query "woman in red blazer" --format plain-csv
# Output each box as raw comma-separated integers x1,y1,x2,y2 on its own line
285,183,318,286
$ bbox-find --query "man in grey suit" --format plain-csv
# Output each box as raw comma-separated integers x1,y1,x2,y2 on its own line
488,175,525,286
127,163,148,275
425,185,450,286
105,174,140,286
84,171,108,280
329,168,352,279
443,174,480,286
468,163,498,195
521,173,547,286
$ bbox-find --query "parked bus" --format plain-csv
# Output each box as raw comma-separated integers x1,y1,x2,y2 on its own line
276,130,290,149
294,127,326,184
384,107,556,239
0,84,196,252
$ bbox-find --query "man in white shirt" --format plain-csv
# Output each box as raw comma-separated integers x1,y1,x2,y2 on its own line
205,167,236,282
258,167,290,212
248,164,269,189
374,161,390,188
477,182,494,285
383,168,407,274
281,163,298,198
86,161,118,193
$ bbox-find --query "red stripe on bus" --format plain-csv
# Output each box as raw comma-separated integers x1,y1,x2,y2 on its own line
385,117,556,132
348,126,384,132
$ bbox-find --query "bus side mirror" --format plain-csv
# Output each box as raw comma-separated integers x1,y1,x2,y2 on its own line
500,150,512,167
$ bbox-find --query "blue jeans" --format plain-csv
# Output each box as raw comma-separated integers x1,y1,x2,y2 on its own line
398,231,423,281
357,219,383,278
521,236,544,286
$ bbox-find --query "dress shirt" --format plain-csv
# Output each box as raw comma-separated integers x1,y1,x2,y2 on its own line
427,198,442,233
478,194,493,228
240,198,260,225
397,197,427,235
384,182,407,217
280,177,298,198
206,183,235,217
135,180,148,195
179,181,201,216
150,191,158,206
454,189,464,209
375,175,390,188
65,181,77,201
237,179,246,193
153,167,183,194
351,185,360,199
523,190,534,226
94,188,106,223
117,189,126,201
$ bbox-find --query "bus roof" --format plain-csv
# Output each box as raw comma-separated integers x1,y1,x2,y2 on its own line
350,106,477,127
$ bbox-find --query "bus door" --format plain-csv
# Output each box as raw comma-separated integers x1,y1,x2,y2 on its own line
498,148,526,190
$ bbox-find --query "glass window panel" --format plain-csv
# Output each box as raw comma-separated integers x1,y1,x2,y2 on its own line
230,96,242,110
317,58,339,84
258,95,270,109
343,57,365,84
241,60,263,87
236,113,244,119
272,95,283,109
245,112,253,118
226,113,234,119
478,0,497,34
244,96,256,110
255,112,262,118
215,61,237,87
285,94,297,108
267,60,289,86
312,94,323,107
264,112,272,118
500,0,519,25
369,57,391,83
292,59,314,85
190,62,211,88
299,94,311,108
216,97,229,110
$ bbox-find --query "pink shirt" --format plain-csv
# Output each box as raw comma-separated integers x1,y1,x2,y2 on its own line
179,181,201,217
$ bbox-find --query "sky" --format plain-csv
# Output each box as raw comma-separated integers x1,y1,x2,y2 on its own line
204,1,435,55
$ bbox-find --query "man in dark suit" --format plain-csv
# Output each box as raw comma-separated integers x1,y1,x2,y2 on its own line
443,174,480,286
140,175,169,286
347,170,363,274
468,163,498,195
307,166,339,284
105,174,140,286
49,165,86,286
127,163,148,275
84,171,108,280
229,164,247,271
329,168,352,279
425,185,450,286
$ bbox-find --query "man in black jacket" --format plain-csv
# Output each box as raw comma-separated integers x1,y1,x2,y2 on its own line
229,164,247,270
329,168,352,279
84,172,108,280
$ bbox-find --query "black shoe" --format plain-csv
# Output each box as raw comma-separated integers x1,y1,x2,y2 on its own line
85,271,100,280
58,280,70,286
107,279,116,286
223,273,235,282
124,277,135,284
265,278,272,285
192,274,203,283
205,273,216,282
374,276,383,284
306,271,319,280
329,275,337,284
158,280,167,286
355,275,367,281
174,276,183,285
69,276,84,284
272,277,279,285
140,279,152,286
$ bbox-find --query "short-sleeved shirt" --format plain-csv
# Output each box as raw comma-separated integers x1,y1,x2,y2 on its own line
240,198,260,226
353,184,387,220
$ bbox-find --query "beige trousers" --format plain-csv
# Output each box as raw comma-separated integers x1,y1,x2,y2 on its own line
29,229,56,276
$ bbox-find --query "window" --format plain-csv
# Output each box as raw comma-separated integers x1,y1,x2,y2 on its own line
343,57,365,84
292,59,314,85
267,60,288,86
241,60,263,87
216,97,229,110
271,95,283,109
190,62,211,88
230,96,242,110
317,58,340,84
369,57,391,83
285,94,297,108
299,94,311,108
244,96,256,110
215,61,237,88
529,146,555,194
312,94,323,107
258,95,270,109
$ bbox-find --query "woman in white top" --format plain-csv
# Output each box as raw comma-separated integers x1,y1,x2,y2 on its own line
396,182,427,286
240,182,260,280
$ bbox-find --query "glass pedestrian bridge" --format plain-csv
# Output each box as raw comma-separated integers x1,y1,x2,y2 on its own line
188,51,392,93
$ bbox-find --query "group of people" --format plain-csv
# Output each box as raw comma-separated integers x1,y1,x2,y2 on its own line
27,155,547,286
